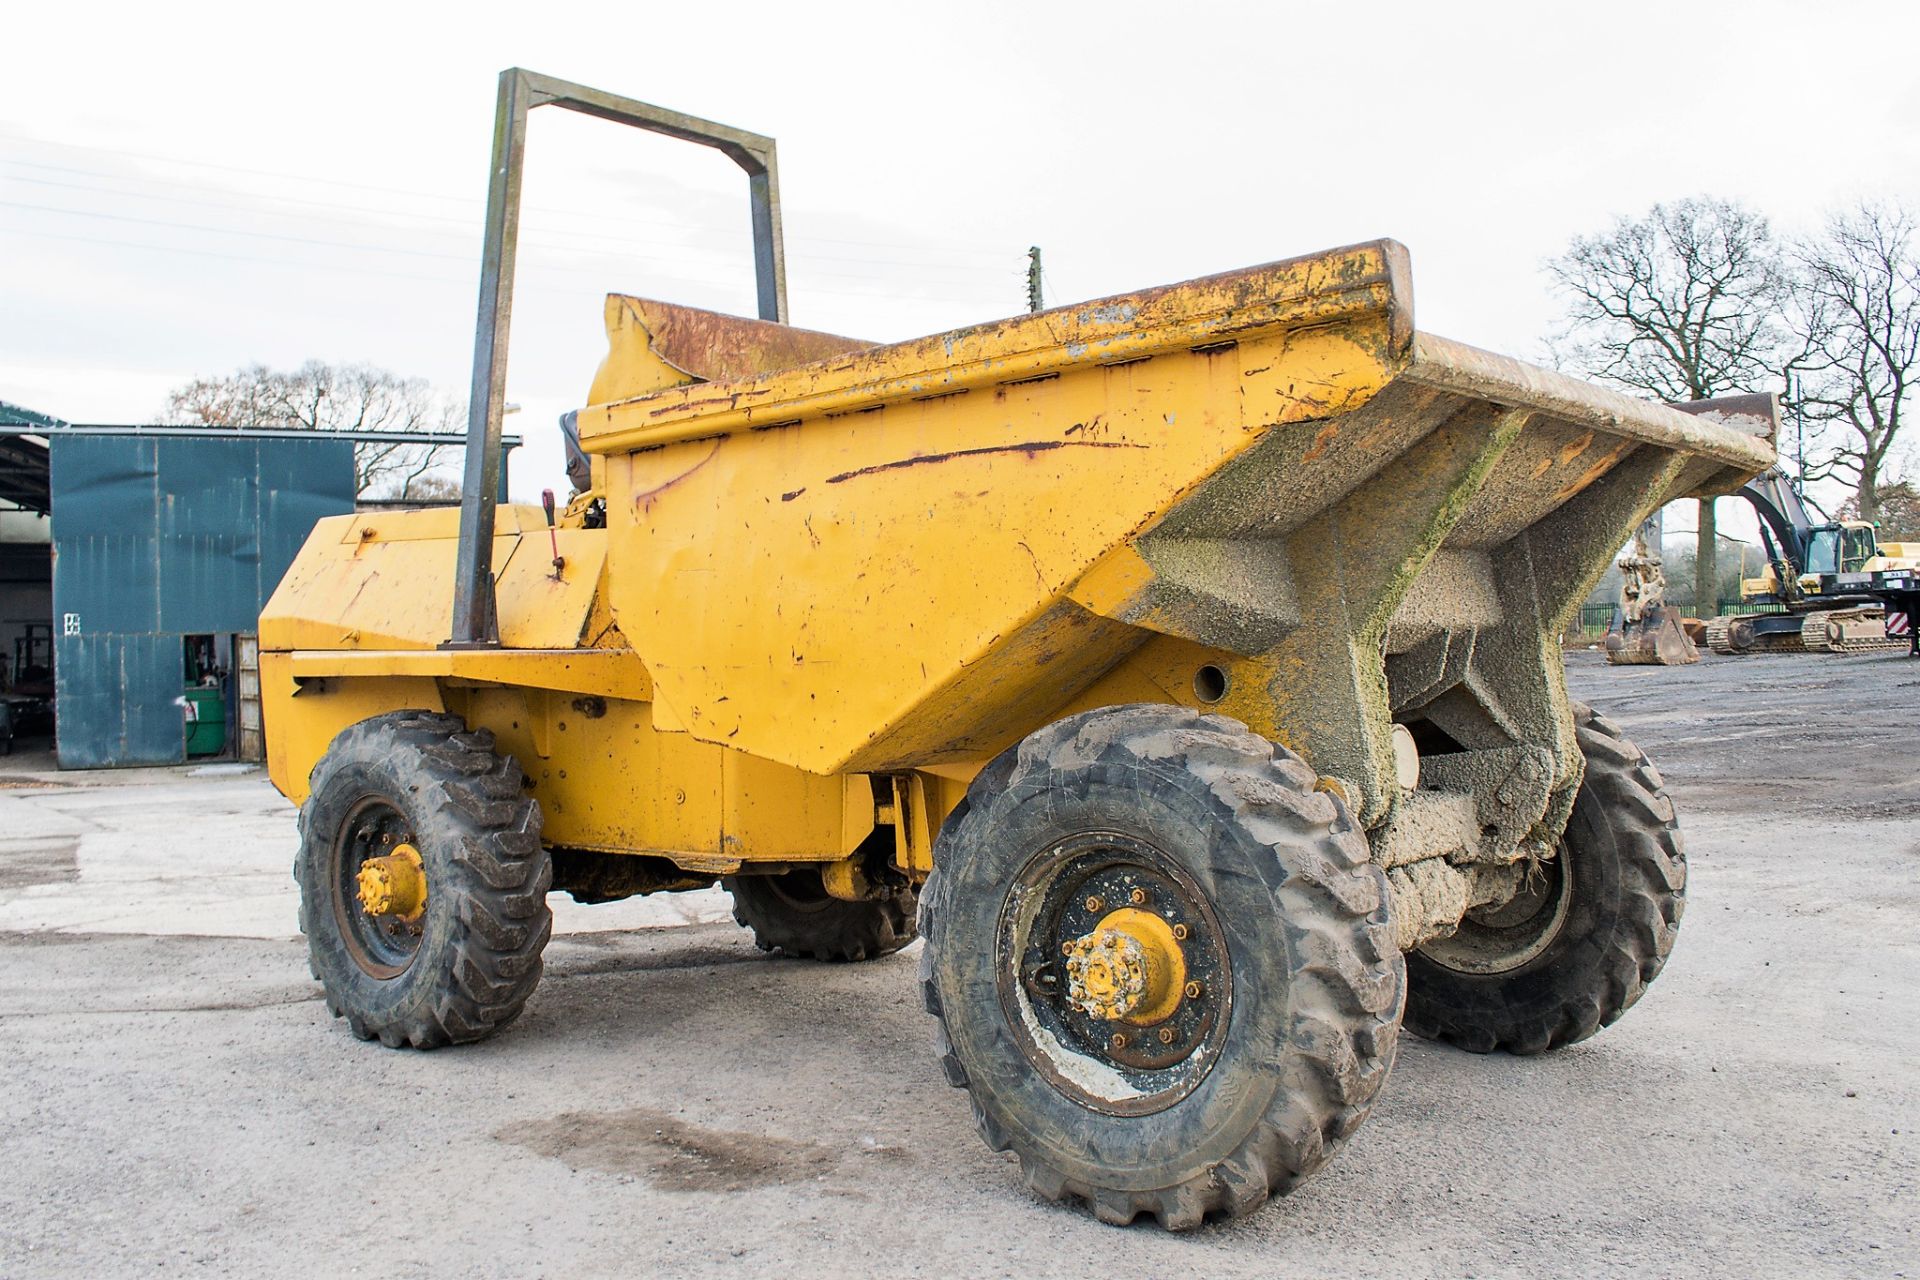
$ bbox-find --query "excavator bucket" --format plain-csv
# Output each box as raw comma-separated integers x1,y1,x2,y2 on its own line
1604,528,1700,665
1605,602,1699,665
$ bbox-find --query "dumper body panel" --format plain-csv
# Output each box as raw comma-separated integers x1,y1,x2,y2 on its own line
262,239,1772,916
259,509,876,869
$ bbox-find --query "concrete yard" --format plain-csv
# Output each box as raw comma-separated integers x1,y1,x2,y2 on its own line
0,651,1914,1278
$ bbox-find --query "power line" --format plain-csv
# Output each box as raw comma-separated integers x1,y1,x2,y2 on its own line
0,198,474,262
5,168,483,233
0,222,1021,308
0,132,482,206
4,157,1014,265
1041,266,1068,307
0,225,467,285
0,193,1025,295
1,166,1020,281
0,136,1018,257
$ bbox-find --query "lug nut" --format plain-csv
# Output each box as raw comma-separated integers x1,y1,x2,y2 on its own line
1085,895,1104,912
1110,1032,1128,1050
1158,1026,1177,1044
1129,888,1148,905
1172,923,1190,941
1184,980,1204,999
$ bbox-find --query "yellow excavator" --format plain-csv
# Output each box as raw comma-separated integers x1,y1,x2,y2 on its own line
1706,467,1920,654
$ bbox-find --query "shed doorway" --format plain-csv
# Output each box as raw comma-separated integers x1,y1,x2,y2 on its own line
183,634,230,759
181,633,264,763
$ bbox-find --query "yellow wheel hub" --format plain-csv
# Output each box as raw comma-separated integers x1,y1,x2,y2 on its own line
356,843,427,922
1062,907,1188,1024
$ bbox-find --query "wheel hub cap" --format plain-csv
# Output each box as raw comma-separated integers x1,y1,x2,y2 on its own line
356,843,426,921
997,832,1232,1115
1062,908,1187,1024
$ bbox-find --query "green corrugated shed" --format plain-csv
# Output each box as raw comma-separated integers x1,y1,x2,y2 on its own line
0,400,68,430
50,435,355,767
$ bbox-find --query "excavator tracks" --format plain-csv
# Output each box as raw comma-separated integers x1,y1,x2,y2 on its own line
1703,615,1743,655
1705,609,1900,657
1800,608,1906,654
1705,614,1804,655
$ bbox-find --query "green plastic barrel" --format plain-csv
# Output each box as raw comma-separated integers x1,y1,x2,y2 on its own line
184,688,225,757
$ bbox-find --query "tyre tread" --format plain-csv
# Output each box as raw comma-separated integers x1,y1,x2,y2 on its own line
723,871,918,963
298,710,551,1050
920,704,1404,1230
1405,701,1685,1054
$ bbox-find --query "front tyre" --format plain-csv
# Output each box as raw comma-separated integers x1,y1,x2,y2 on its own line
296,711,552,1049
921,705,1404,1229
1405,703,1685,1054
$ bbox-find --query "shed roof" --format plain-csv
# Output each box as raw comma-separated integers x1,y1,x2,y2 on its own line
0,402,60,515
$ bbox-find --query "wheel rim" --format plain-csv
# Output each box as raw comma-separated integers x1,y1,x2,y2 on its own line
1418,845,1572,975
331,795,427,979
995,832,1232,1117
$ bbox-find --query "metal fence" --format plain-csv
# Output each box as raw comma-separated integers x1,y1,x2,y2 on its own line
1573,600,1787,638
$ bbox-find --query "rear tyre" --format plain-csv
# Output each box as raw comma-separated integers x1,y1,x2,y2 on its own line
1404,703,1684,1054
723,870,916,961
922,704,1403,1229
296,711,552,1049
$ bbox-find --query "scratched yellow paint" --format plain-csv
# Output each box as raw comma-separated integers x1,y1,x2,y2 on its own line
261,507,604,653
259,236,1775,879
589,251,1409,775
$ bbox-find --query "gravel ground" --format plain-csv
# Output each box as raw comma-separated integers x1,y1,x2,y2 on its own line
0,650,1914,1278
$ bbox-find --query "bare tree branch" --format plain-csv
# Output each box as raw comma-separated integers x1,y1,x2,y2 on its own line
1786,201,1920,522
164,360,465,499
1547,197,1790,402
1547,197,1790,613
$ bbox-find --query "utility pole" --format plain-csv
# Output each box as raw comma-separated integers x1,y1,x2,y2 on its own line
1027,246,1044,313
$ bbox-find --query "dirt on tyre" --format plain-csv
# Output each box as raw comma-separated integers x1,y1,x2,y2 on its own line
296,711,552,1049
920,704,1404,1229
723,869,916,961
1405,702,1685,1054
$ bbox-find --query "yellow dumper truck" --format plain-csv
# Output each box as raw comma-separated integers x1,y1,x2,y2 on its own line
261,72,1777,1228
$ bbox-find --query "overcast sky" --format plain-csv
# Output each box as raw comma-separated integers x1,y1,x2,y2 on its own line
5,0,1917,537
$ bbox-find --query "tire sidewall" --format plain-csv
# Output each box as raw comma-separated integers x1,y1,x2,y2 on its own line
1406,781,1625,1024
724,870,918,960
1403,710,1682,1049
931,753,1310,1194
298,732,466,1034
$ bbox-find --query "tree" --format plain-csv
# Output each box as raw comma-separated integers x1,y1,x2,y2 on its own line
165,361,463,499
1838,480,1920,539
1548,197,1790,615
1787,202,1920,524
402,474,463,502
